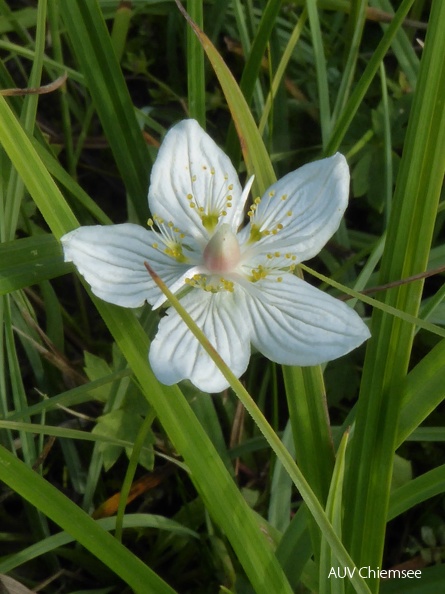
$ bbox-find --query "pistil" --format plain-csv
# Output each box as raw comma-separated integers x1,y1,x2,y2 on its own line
203,224,241,273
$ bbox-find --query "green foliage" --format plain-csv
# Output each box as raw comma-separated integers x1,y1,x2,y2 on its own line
0,0,444,593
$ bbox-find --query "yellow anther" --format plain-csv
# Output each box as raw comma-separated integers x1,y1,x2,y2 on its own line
281,194,288,201
287,211,293,217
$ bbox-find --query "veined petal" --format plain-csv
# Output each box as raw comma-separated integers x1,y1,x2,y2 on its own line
245,273,370,366
61,224,190,308
148,120,246,240
149,288,251,392
239,154,350,262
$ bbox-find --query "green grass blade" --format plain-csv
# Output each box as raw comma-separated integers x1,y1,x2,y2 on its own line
371,0,420,89
60,0,150,222
0,513,197,574
306,0,331,147
396,339,445,447
186,0,205,125
259,9,308,135
283,365,335,505
225,0,282,162
319,431,348,594
343,0,445,589
388,465,445,521
0,235,67,295
0,446,177,594
332,0,367,125
325,0,416,155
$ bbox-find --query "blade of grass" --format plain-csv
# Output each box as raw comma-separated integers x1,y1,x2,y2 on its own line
388,464,445,521
325,0,416,155
186,0,205,125
259,9,308,135
60,0,150,223
396,339,445,447
370,0,420,89
0,446,177,594
0,513,198,575
0,235,67,295
225,0,282,163
319,431,349,594
343,0,445,590
332,0,367,126
306,0,331,148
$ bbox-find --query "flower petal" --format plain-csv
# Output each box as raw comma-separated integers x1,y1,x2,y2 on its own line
239,153,350,262
148,120,246,241
245,273,370,366
149,288,251,392
61,224,190,308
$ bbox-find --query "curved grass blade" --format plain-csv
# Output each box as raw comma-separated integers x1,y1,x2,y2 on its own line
0,445,177,594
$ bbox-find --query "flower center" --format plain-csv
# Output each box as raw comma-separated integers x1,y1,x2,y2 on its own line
203,224,241,273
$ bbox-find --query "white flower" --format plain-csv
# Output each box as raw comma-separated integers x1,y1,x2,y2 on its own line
61,119,370,392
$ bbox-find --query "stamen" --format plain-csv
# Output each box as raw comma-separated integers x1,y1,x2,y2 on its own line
185,273,235,293
186,167,236,233
147,215,189,263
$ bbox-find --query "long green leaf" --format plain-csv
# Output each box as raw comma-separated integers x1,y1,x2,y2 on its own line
0,513,198,574
388,465,445,521
0,446,177,594
60,0,150,222
343,1,445,590
325,0,416,155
